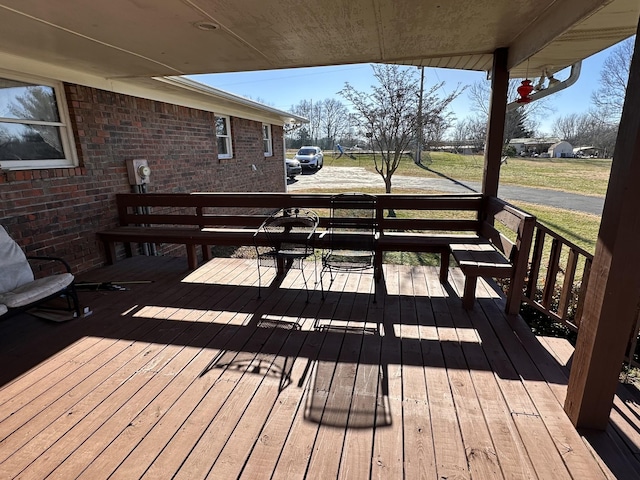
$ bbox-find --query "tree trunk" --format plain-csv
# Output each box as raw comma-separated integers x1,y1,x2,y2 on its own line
384,177,392,193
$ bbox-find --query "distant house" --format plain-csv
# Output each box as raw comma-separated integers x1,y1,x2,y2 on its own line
509,137,561,156
1,67,306,273
548,141,574,158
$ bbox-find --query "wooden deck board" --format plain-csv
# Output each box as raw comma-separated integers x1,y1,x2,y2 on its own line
336,271,380,480
396,264,437,479
305,271,368,480
270,269,352,480
370,266,404,480
476,280,617,480
447,270,575,479
0,256,638,479
10,259,255,479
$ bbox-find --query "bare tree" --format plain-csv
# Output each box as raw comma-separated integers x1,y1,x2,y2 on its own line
319,98,350,150
451,119,469,153
552,112,617,157
423,109,456,151
591,37,634,124
466,116,487,153
340,64,460,193
290,99,323,145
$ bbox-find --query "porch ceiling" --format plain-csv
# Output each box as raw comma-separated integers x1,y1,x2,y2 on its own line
0,0,637,81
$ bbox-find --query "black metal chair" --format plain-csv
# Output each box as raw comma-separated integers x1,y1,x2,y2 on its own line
320,193,378,302
0,225,81,320
254,207,319,302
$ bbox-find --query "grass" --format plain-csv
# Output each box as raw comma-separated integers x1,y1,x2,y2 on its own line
293,150,612,197
510,201,601,254
288,182,603,271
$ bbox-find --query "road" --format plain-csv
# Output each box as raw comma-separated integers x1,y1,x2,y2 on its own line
288,166,604,216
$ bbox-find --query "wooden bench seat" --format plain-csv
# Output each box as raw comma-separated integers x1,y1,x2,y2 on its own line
450,241,513,309
96,192,535,313
376,232,482,282
97,226,379,271
99,226,261,270
449,197,535,312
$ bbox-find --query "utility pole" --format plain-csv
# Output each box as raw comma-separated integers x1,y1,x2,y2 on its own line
416,66,425,164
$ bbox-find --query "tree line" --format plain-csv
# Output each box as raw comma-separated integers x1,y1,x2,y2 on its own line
286,36,633,160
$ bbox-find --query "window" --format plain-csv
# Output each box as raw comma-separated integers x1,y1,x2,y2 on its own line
0,72,77,170
215,115,232,159
263,124,273,156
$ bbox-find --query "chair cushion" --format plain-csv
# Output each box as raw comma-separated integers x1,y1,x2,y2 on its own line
0,226,34,294
0,273,74,308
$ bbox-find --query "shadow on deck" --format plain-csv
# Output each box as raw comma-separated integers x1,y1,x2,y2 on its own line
1,256,639,479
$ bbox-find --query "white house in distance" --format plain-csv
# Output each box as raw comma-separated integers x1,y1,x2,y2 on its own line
509,137,560,156
548,140,574,158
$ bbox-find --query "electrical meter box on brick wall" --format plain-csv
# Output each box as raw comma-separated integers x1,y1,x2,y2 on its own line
126,159,151,185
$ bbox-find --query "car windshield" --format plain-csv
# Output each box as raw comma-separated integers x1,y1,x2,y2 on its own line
298,148,316,155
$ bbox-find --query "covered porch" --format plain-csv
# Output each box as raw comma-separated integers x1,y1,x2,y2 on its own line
1,256,639,479
2,0,640,477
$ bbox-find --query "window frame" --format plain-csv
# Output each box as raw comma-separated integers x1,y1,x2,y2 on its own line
215,115,233,159
262,123,273,157
0,70,78,170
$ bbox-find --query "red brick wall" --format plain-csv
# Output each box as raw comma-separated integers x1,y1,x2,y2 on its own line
1,84,286,274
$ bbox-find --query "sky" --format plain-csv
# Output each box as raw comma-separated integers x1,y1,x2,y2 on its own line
189,45,616,135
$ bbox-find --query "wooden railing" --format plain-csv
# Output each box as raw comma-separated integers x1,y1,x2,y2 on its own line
106,193,640,366
522,222,593,331
522,221,640,368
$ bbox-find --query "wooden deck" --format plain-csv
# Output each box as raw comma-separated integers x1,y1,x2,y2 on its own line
1,256,640,479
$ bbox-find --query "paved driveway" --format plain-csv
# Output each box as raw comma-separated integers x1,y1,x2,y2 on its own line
288,166,604,216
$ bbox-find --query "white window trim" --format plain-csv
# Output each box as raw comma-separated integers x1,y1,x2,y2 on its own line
216,115,233,159
0,70,78,170
263,123,273,157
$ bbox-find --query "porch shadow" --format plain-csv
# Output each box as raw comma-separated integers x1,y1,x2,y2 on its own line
199,316,301,393
0,284,570,388
303,325,391,429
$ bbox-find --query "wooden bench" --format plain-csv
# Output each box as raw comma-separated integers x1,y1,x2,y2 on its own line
376,194,484,282
98,193,330,270
449,197,535,313
375,194,534,311
96,192,534,312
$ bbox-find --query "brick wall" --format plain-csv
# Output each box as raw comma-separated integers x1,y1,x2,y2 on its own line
1,84,286,274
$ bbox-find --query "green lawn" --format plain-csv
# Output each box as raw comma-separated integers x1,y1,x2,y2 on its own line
288,149,606,255
304,150,611,197
511,202,600,254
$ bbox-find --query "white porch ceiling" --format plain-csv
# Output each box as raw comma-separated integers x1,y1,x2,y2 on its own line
0,0,637,81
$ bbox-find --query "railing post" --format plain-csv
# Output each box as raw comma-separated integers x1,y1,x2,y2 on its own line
542,238,561,308
574,258,591,329
558,249,578,322
526,227,545,300
505,214,535,315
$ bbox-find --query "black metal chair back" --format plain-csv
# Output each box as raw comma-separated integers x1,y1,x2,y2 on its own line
255,207,319,302
321,193,378,301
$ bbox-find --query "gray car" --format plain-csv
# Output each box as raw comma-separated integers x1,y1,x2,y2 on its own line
285,158,302,179
295,146,324,170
